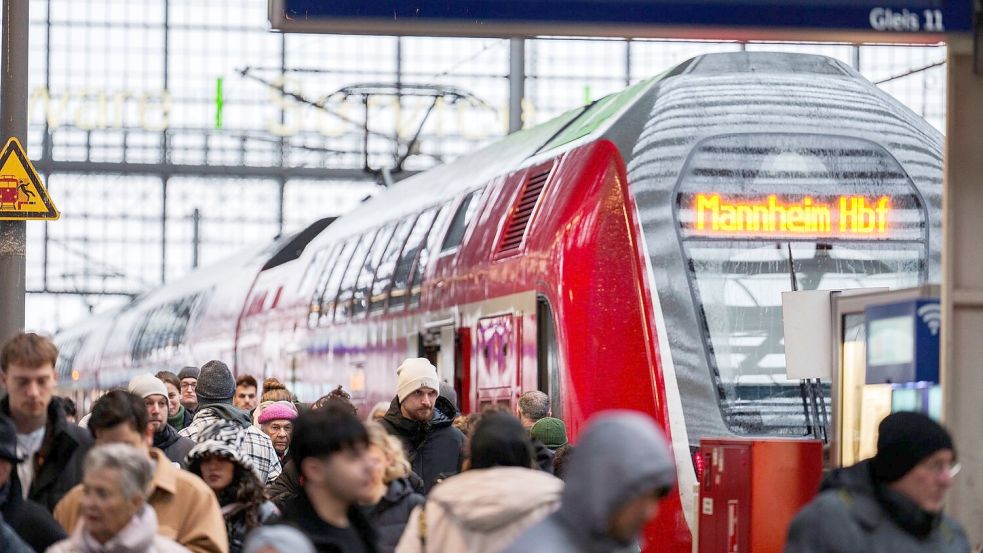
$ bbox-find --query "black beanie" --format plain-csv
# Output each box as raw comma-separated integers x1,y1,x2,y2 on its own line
871,411,954,483
469,412,535,470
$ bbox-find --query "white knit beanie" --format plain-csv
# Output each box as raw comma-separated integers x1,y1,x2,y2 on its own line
128,373,168,399
396,358,440,403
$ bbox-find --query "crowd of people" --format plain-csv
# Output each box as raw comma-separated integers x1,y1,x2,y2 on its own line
0,332,679,553
0,331,972,552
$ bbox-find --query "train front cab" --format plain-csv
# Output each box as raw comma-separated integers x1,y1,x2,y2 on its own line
415,136,693,550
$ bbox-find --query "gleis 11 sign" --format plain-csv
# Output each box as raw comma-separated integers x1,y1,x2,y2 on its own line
270,0,975,41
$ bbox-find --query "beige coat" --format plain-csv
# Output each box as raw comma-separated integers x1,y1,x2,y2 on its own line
395,467,563,553
53,448,228,553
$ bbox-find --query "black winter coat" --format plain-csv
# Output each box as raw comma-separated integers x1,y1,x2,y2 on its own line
154,423,195,468
266,456,301,510
1,396,92,512
0,475,66,552
360,478,425,553
278,489,378,553
379,396,464,494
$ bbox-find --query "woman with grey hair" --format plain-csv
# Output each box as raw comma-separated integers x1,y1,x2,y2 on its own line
46,444,190,553
241,526,314,553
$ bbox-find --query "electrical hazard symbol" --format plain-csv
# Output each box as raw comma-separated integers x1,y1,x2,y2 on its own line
0,137,58,220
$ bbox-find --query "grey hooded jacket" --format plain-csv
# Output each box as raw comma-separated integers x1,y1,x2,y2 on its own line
502,411,676,553
784,460,970,553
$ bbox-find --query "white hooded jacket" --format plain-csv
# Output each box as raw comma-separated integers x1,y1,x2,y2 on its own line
395,466,563,553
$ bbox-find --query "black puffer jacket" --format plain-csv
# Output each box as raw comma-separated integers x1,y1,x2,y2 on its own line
360,478,425,553
0,474,66,552
1,396,92,512
266,458,301,509
278,489,378,553
153,423,195,468
379,396,464,494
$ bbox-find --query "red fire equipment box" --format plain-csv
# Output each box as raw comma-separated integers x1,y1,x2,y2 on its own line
697,438,823,553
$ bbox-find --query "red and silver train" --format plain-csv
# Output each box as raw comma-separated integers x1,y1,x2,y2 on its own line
55,52,943,551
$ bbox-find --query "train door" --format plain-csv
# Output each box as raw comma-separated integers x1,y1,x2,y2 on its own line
536,296,563,418
475,314,519,412
420,322,472,412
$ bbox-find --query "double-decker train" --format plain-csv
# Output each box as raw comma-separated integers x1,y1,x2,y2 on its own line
55,52,943,551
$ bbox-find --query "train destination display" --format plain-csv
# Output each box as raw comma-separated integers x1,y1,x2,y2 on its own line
688,194,891,237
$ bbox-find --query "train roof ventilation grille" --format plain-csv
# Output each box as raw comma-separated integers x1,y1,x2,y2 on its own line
497,165,553,258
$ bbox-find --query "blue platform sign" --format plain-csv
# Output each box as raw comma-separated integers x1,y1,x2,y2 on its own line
270,0,974,41
865,298,941,385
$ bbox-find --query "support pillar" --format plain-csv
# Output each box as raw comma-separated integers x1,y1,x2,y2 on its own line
508,38,525,134
0,0,29,341
942,36,983,548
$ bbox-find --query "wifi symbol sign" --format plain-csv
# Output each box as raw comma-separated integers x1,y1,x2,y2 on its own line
917,303,941,336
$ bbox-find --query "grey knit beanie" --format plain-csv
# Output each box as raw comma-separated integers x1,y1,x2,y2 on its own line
195,360,235,403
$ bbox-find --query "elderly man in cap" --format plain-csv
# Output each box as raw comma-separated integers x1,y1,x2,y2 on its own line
785,411,970,552
178,366,200,413
258,401,297,464
379,358,464,494
129,373,195,467
179,360,282,484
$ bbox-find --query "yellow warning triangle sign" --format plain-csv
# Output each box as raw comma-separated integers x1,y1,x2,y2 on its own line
0,137,58,221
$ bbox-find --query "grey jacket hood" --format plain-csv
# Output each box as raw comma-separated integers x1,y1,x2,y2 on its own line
558,411,677,547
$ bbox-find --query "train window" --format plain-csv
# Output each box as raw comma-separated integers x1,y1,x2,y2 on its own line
299,244,335,304
316,240,357,326
335,229,380,322
369,216,417,313
306,244,338,326
409,204,454,307
130,294,203,363
440,189,482,253
56,336,85,380
352,224,397,318
389,207,441,311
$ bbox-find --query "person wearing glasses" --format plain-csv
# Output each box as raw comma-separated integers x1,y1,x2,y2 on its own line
178,366,200,413
785,411,969,552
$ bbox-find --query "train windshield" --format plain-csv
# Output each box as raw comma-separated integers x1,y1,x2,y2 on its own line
674,133,929,436
684,241,923,434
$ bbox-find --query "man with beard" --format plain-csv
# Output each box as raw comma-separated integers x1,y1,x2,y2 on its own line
379,358,464,494
129,373,195,467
